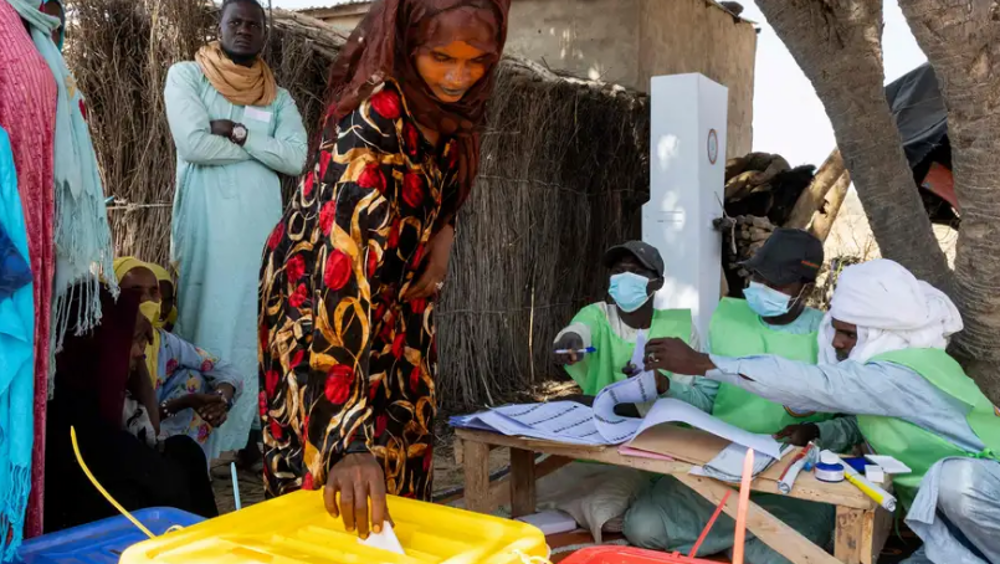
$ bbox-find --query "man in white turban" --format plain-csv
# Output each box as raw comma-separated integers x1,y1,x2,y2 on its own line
643,259,1000,564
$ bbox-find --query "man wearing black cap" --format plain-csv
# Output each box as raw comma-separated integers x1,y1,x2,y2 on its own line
552,241,698,399
623,228,858,560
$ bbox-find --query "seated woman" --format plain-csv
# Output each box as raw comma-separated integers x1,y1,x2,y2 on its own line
114,257,241,456
148,263,177,332
44,286,218,532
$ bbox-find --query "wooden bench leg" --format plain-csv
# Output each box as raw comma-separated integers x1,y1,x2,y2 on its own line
834,506,865,564
463,440,492,514
510,448,536,518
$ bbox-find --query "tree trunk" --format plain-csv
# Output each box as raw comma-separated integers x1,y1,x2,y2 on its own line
756,0,952,291
899,0,1000,401
809,167,851,244
784,149,851,236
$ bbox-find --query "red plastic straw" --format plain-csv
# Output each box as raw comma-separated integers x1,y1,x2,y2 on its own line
731,449,755,564
688,490,732,559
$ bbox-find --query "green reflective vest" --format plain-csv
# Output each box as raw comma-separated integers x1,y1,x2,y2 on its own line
857,348,1000,510
709,298,835,434
563,305,691,396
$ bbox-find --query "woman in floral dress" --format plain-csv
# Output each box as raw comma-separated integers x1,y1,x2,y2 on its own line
259,0,510,537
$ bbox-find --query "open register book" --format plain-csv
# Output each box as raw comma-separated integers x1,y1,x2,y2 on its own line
450,332,789,474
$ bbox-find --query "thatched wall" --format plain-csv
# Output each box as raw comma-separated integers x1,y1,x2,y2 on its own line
69,0,649,410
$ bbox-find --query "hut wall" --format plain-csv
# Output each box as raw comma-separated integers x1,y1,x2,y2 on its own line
502,0,756,158
638,0,756,159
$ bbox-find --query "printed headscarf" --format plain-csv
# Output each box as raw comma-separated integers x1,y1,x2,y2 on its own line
325,0,511,222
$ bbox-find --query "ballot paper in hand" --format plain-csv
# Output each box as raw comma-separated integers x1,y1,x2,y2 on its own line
592,331,659,443
360,522,405,555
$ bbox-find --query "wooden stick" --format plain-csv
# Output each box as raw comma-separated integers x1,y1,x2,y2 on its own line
732,449,754,564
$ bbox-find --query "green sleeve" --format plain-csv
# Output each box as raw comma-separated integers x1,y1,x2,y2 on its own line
667,378,719,413
815,415,864,453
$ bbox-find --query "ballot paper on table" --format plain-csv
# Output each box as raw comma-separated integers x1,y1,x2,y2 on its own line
450,329,783,458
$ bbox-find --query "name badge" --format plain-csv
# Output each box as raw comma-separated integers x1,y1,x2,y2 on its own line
244,106,273,125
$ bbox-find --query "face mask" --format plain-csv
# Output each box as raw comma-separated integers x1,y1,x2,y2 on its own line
139,301,162,326
609,272,653,313
166,305,178,325
744,281,794,318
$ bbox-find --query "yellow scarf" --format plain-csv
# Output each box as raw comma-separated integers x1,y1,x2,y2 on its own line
113,257,161,385
147,263,174,331
195,41,277,107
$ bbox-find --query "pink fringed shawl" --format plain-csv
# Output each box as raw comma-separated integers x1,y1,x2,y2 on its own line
0,0,57,537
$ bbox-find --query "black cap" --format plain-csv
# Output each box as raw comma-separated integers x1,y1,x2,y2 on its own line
603,241,665,278
741,228,824,285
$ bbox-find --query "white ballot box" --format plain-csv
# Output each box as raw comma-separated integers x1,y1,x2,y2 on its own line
646,74,728,339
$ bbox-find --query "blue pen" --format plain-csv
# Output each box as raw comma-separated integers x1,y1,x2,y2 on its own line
554,346,597,355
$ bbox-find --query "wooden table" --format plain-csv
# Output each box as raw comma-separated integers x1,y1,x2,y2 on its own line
455,428,893,564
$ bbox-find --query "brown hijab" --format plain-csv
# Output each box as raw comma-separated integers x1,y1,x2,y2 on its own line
325,0,511,217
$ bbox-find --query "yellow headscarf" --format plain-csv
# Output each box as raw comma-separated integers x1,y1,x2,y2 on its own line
146,263,178,330
114,256,161,384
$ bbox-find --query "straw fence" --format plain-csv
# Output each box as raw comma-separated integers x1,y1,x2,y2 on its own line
68,0,650,411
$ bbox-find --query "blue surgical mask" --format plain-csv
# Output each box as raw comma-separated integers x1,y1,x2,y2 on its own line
744,281,794,318
609,272,653,313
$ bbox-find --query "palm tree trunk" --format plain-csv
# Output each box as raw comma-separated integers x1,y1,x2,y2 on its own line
756,0,952,291
899,0,1000,401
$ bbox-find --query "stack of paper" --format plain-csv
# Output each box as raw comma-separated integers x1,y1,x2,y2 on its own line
693,443,795,484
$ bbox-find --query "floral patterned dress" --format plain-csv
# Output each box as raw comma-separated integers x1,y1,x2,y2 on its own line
259,80,460,499
156,330,244,456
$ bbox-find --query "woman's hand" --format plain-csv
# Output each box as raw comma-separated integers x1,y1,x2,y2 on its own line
404,224,455,301
324,453,392,539
189,393,229,427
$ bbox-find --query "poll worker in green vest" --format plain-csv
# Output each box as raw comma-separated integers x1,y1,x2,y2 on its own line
623,229,851,562
670,228,861,445
553,241,697,406
642,258,1000,564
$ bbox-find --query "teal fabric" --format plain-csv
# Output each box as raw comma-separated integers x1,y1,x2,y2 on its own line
624,476,834,563
0,126,35,560
10,0,115,379
166,61,307,456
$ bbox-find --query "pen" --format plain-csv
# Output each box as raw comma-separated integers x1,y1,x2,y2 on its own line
554,347,596,355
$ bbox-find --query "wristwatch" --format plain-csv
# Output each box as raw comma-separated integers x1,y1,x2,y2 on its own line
230,123,248,145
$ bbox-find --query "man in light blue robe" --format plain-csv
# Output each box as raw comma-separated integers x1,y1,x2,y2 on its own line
165,0,307,464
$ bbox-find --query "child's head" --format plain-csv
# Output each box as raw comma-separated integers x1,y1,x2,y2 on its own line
159,279,175,324
145,263,177,329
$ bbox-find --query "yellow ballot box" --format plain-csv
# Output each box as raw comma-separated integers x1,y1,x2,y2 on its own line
120,490,548,564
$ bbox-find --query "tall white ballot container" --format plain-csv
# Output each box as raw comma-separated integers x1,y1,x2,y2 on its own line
646,74,728,340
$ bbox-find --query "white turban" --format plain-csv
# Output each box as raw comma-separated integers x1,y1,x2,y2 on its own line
818,259,963,364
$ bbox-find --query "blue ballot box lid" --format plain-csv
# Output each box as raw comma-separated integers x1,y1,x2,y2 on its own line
19,508,204,564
